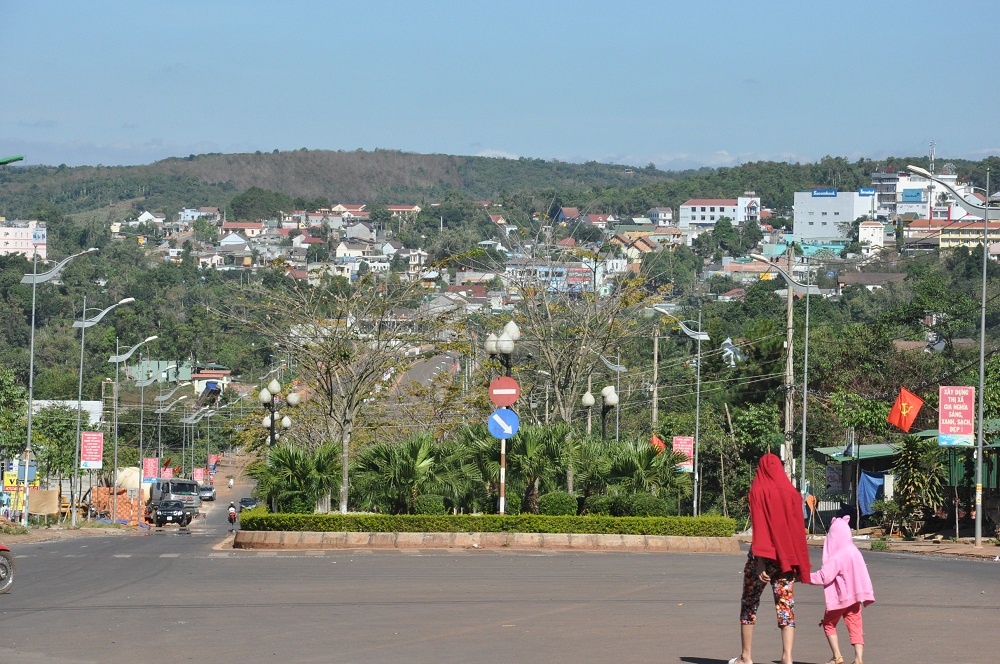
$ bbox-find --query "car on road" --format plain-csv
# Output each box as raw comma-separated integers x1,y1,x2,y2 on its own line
238,497,258,512
152,500,195,527
199,485,216,501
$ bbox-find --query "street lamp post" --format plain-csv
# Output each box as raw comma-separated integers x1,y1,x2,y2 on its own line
108,335,158,521
484,321,520,515
258,379,301,512
679,315,709,516
136,369,158,491
599,386,619,441
907,164,998,547
70,296,134,527
20,246,99,527
586,348,626,441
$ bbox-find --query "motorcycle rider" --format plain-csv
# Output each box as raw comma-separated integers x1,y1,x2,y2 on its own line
228,502,237,526
228,477,234,489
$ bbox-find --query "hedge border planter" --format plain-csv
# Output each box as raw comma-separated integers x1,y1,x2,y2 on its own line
233,530,741,553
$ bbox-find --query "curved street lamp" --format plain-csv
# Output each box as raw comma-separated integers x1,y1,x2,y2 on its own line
20,246,99,528
678,314,709,517
107,335,158,521
907,164,998,547
70,296,134,527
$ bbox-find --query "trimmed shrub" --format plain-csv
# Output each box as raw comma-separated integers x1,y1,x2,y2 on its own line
584,495,614,516
622,493,670,518
538,491,578,516
238,512,737,537
413,494,447,515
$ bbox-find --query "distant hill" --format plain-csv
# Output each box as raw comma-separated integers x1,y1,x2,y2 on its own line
1,148,996,220
0,149,681,219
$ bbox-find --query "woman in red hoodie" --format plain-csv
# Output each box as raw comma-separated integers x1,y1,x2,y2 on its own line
730,453,812,664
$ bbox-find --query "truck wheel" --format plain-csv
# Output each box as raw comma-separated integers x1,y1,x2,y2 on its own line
0,551,15,594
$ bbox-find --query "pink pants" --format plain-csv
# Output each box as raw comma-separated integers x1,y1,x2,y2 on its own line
820,602,864,645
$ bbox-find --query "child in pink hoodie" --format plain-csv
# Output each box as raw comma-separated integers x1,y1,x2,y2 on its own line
810,516,875,664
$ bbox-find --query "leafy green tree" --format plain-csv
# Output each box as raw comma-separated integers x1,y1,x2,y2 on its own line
0,367,27,459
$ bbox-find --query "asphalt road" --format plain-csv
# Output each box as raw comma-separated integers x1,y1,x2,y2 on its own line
1,505,997,664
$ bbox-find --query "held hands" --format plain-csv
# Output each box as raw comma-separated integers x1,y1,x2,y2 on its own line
755,559,772,583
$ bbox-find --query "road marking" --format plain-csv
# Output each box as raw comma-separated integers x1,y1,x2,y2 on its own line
113,554,131,558
159,553,180,558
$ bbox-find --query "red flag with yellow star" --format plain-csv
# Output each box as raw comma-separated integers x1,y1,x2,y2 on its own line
887,386,923,432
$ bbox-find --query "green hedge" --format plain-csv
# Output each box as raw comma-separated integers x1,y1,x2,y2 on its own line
239,511,736,537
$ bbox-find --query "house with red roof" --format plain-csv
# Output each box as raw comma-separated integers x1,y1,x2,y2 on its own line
555,207,582,223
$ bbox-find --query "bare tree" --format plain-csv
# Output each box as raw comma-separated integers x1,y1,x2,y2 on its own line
228,270,464,513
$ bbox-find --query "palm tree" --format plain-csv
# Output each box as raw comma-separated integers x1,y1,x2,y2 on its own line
508,423,568,514
609,438,692,509
246,443,340,513
351,433,446,513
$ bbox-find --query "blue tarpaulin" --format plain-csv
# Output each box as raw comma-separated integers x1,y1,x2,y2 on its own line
858,469,886,515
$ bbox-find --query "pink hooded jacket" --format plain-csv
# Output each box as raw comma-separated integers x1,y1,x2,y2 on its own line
810,516,875,611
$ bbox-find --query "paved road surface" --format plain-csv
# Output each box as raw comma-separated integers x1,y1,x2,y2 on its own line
1,500,997,662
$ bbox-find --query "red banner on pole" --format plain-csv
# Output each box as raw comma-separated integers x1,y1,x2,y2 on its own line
80,432,104,469
672,436,694,473
192,468,205,483
938,386,974,446
142,457,159,482
161,467,174,479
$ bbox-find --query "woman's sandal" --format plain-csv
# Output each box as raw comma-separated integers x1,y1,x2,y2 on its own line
824,658,844,664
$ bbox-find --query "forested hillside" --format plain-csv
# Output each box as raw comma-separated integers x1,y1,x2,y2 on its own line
3,149,999,222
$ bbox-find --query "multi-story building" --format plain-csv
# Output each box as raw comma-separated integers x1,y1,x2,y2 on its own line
903,218,1000,250
646,207,674,226
0,219,46,260
792,189,877,242
678,194,760,232
871,165,981,221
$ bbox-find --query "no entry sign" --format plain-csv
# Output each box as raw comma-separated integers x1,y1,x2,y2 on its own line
488,376,520,407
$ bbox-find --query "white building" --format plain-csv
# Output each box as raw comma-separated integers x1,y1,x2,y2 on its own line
678,194,761,232
646,207,674,226
872,165,980,221
792,189,877,242
0,219,46,260
858,220,887,254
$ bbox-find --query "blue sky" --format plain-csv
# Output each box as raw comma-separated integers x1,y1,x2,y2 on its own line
2,1,998,169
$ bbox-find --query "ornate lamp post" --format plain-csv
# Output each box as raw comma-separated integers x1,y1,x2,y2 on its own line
484,321,519,515
258,379,301,512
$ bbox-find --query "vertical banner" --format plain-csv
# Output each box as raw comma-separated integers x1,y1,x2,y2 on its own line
161,467,174,479
208,454,219,469
938,386,975,447
192,467,205,483
672,436,694,473
80,432,104,469
142,457,159,483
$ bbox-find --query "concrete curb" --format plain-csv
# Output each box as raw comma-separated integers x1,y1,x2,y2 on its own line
232,530,742,553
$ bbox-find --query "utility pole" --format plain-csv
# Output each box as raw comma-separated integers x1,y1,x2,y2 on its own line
783,243,795,478
651,329,659,427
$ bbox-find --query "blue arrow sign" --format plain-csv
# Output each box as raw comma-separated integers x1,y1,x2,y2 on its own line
488,408,520,439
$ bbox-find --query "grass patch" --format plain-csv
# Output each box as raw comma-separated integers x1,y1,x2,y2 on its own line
869,539,891,552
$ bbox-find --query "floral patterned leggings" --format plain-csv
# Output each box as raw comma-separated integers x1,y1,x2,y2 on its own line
739,551,796,627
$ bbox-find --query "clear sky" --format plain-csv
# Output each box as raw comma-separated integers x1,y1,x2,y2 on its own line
2,1,998,169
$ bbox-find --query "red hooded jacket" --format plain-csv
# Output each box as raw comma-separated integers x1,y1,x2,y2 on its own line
749,453,812,582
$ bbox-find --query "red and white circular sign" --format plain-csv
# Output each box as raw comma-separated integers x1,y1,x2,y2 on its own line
488,376,520,407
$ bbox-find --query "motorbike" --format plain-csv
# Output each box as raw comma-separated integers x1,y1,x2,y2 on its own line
0,543,13,594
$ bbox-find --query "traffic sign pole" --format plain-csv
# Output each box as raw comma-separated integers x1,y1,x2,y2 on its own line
499,438,506,515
